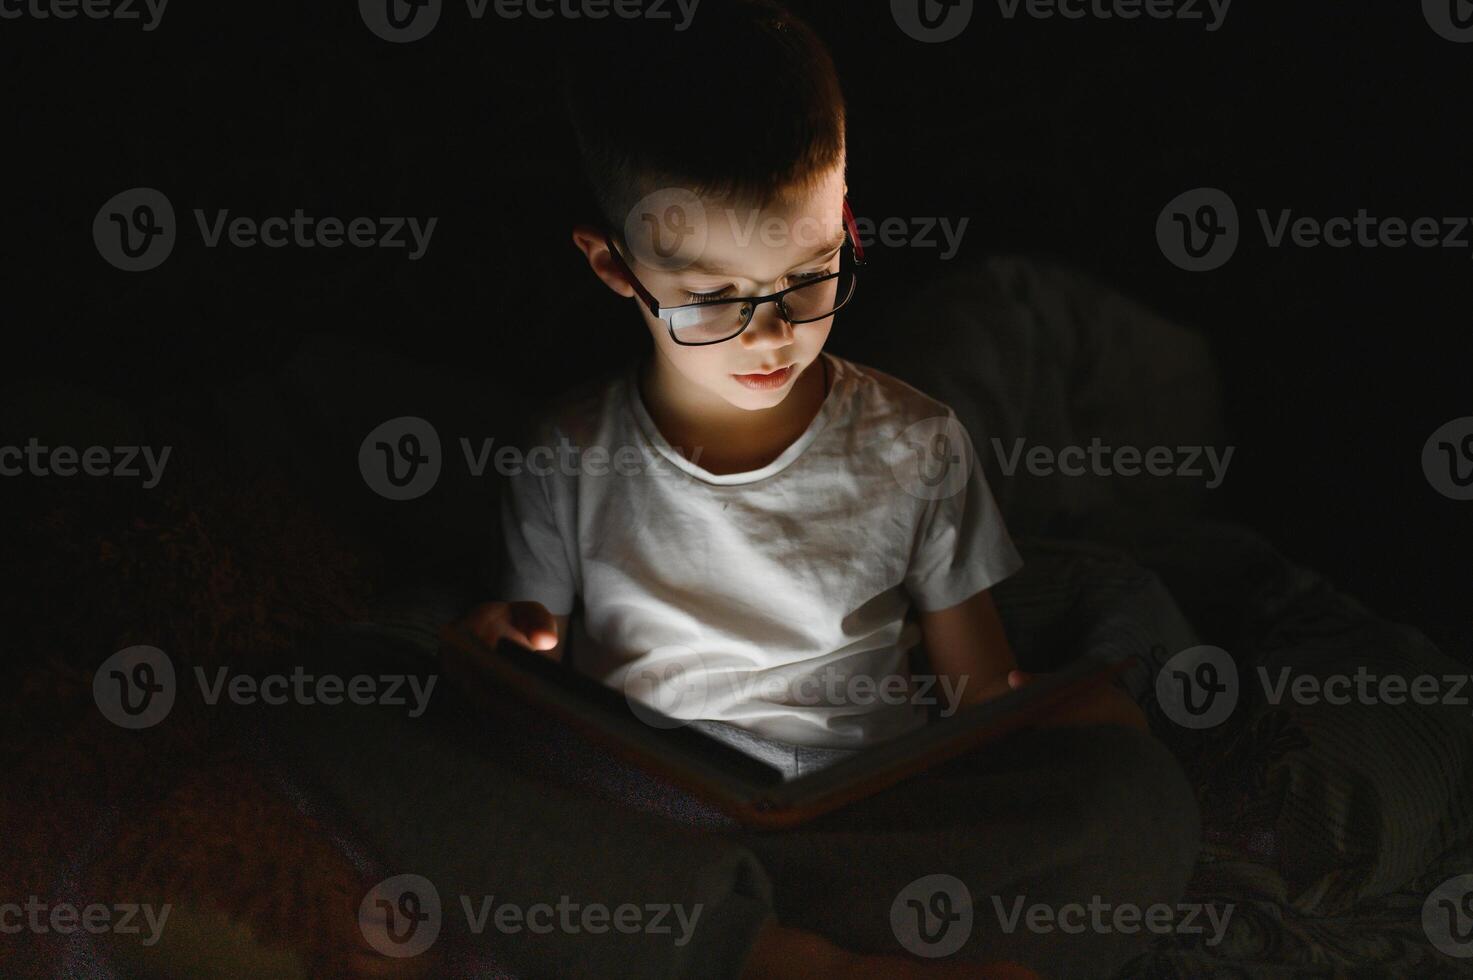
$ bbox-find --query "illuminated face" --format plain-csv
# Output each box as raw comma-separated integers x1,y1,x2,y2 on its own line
618,163,848,413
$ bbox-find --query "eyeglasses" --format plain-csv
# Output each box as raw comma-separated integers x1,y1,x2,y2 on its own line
604,198,867,347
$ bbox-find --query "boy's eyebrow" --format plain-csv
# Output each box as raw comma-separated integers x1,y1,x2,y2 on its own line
684,232,846,276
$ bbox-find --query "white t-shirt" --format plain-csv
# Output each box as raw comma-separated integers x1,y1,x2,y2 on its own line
493,351,1023,749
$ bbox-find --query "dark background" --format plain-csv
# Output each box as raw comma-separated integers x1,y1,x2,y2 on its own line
5,0,1469,655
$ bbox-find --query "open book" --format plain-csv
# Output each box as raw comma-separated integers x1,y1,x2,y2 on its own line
439,624,1133,829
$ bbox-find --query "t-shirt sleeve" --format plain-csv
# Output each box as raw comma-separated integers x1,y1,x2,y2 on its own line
902,410,1023,612
491,433,578,617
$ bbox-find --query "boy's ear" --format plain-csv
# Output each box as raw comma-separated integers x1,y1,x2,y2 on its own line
571,225,637,300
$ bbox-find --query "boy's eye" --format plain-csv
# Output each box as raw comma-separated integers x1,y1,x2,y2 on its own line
685,287,735,305
682,271,831,305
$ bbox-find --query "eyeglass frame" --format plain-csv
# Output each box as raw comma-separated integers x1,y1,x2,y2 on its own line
602,197,867,347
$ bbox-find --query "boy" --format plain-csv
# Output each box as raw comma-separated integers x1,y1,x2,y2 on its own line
452,2,1200,976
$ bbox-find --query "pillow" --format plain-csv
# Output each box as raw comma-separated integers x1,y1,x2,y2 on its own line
855,253,1225,538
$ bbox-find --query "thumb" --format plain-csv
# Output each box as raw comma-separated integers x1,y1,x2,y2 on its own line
1007,669,1035,690
509,601,558,651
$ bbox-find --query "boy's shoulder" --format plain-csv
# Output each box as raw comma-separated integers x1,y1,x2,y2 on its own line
524,358,637,448
833,354,958,433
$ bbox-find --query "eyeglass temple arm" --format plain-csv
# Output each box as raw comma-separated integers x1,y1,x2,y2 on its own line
842,198,865,266
603,232,664,317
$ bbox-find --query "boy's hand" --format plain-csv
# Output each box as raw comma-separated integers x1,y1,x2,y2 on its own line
442,601,565,703
458,600,562,656
1007,669,1149,732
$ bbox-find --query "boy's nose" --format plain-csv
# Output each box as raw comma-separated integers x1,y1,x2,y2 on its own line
740,304,795,348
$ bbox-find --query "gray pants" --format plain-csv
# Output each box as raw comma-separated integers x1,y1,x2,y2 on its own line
232,637,1200,979
688,719,862,780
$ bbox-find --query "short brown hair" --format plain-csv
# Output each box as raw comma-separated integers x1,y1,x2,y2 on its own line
558,0,847,230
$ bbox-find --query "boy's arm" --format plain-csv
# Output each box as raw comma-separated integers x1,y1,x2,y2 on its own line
916,588,1018,709
918,589,1148,730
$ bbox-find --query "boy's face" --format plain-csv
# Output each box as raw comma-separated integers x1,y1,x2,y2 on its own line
586,163,848,414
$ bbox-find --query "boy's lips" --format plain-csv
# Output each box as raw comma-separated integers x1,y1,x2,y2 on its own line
732,364,796,389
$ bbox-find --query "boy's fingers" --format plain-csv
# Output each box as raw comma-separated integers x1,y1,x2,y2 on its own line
463,602,511,644
1006,669,1034,690
508,601,558,651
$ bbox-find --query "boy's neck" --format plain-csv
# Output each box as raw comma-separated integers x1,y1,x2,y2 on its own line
637,351,830,475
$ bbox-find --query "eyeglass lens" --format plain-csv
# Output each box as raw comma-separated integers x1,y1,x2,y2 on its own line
668,270,855,345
